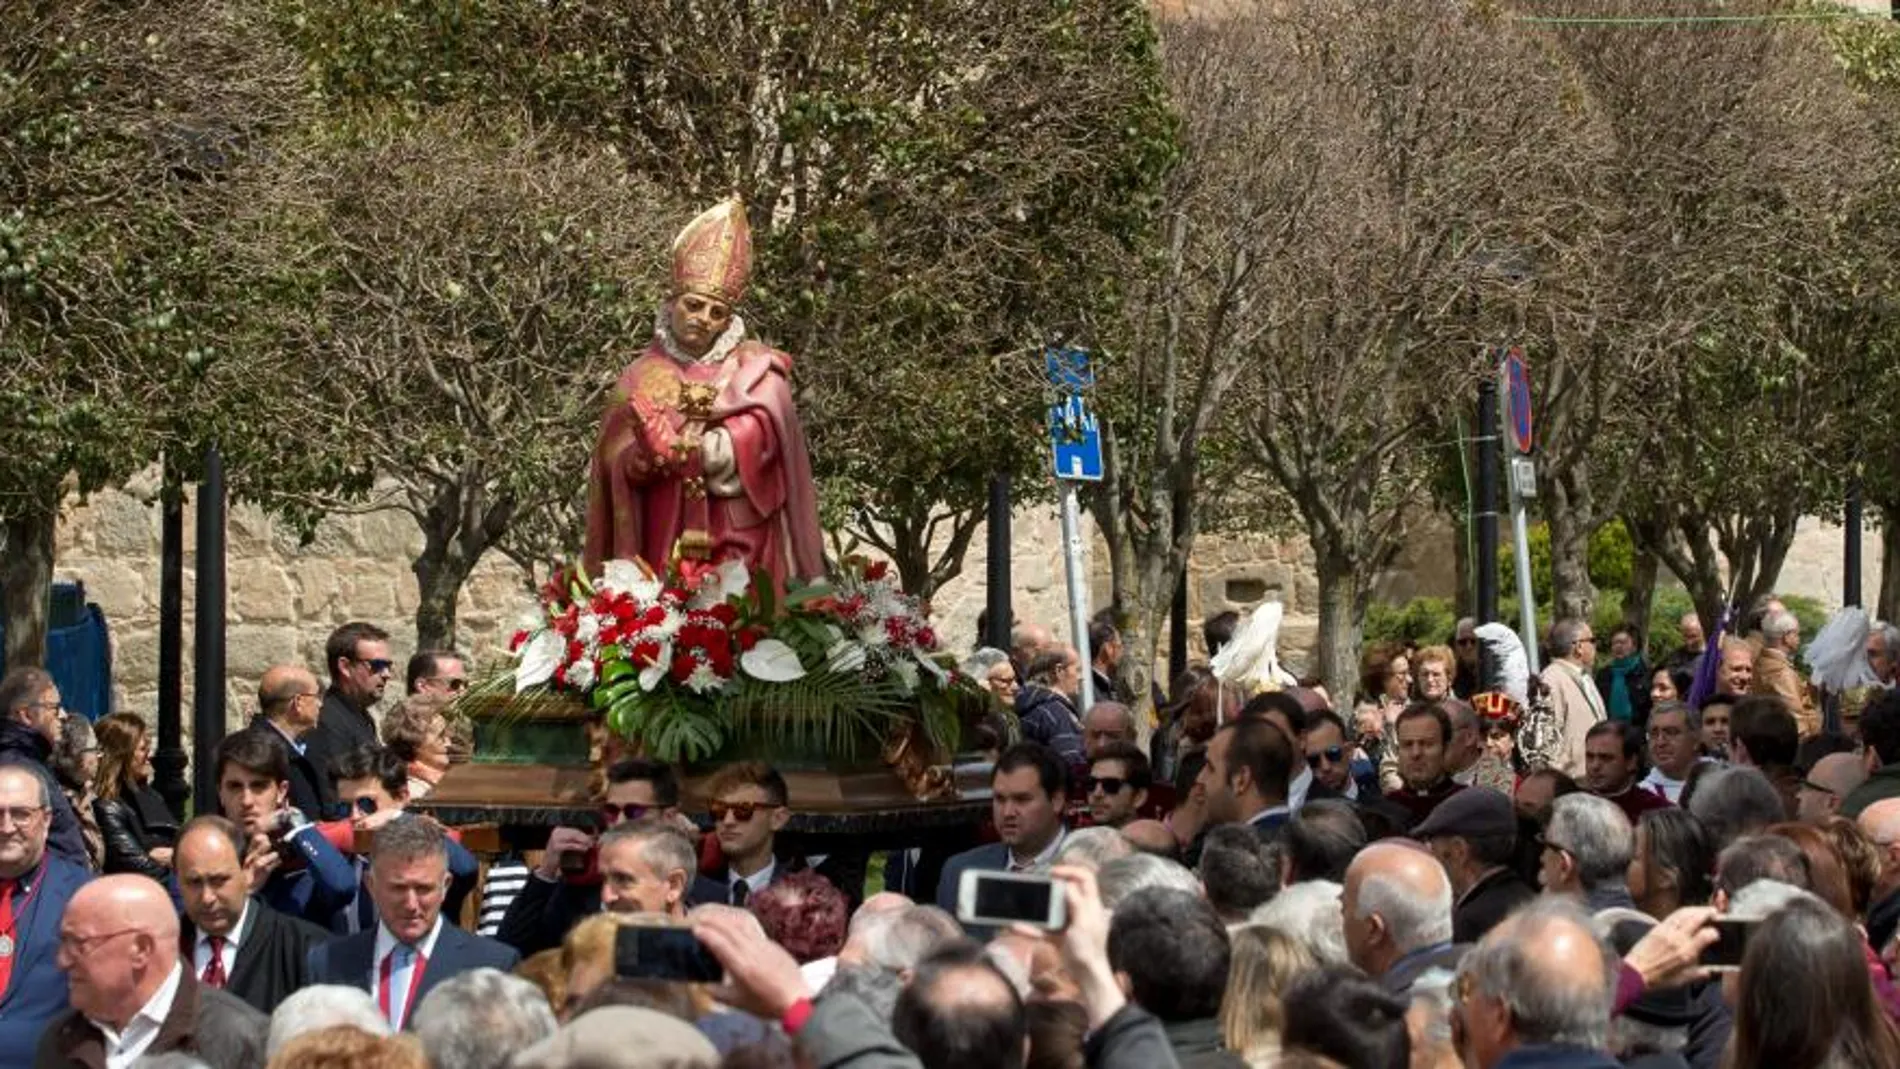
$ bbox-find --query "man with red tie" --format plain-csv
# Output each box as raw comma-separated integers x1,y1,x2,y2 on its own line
0,765,90,1069
306,815,517,1029
176,815,329,1015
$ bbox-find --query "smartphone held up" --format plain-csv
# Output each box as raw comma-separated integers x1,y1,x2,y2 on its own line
957,870,1067,930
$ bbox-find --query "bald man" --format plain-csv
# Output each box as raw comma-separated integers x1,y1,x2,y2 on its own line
1119,819,1178,858
247,664,337,819
175,815,329,1015
1859,799,1900,954
0,764,92,1066
1342,841,1461,996
1456,900,1619,1069
37,874,266,1069
1798,752,1869,825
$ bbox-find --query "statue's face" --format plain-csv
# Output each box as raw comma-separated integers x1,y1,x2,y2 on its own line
667,291,733,357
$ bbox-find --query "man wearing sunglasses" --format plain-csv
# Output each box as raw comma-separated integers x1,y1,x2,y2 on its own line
704,761,799,907
329,745,479,935
496,757,706,957
405,650,469,698
1084,743,1151,829
1303,710,1379,803
317,621,394,757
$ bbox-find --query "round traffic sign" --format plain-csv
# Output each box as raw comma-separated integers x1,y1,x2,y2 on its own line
1504,348,1533,454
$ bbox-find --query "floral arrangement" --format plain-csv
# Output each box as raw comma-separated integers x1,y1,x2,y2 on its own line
508,551,977,765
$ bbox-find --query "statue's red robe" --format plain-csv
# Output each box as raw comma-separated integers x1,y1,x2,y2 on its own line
583,338,826,590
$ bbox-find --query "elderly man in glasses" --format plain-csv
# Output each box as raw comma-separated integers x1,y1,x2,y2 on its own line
0,763,94,1064
317,621,395,756
495,757,717,957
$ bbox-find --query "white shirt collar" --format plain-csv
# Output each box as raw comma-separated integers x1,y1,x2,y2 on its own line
372,913,445,965
1009,826,1068,871
199,898,251,952
728,858,777,895
91,961,182,1067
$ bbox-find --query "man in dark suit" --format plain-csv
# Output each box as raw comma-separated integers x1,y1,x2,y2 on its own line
1413,788,1536,945
0,765,91,1069
1197,718,1295,844
329,745,481,934
936,742,1071,913
316,621,393,758
308,814,518,1029
36,875,266,1069
176,814,328,1015
247,664,338,821
498,758,721,957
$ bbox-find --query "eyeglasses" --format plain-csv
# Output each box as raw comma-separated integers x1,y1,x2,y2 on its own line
1537,835,1573,857
355,657,394,674
600,802,652,825
1801,779,1839,797
58,927,140,956
1647,726,1686,740
1306,746,1347,768
1084,776,1131,795
709,801,777,823
0,806,47,828
441,678,469,693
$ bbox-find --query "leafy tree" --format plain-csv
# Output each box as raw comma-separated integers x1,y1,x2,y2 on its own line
278,0,1178,601
0,0,337,666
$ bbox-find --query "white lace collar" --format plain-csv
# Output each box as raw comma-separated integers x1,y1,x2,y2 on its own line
654,304,747,366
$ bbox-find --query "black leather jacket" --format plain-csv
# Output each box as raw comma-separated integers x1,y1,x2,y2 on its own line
95,784,178,880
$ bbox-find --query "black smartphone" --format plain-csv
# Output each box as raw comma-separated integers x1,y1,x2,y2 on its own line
613,925,723,983
1702,917,1756,971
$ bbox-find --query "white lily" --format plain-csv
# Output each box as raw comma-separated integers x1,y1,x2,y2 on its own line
741,638,807,682
601,559,663,603
515,631,564,692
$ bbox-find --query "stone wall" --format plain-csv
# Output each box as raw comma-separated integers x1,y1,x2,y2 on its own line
46,479,1882,729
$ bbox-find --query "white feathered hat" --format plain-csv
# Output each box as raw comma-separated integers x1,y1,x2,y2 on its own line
1474,622,1530,714
1212,601,1298,693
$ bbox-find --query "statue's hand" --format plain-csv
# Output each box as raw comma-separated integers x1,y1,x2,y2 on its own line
701,428,744,497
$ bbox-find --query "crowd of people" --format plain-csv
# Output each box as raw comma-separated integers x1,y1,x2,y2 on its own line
0,597,1897,1069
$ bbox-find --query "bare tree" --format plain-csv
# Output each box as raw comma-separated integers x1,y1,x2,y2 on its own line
1124,2,1602,700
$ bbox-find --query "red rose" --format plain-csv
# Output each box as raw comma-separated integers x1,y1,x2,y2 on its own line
864,560,890,581
737,629,760,651
644,606,667,628
631,640,661,667
567,639,585,663
709,603,738,626
916,627,938,650
671,653,698,682
509,629,529,652
553,664,568,686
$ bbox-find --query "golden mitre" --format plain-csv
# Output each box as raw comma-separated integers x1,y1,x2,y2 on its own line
671,195,753,306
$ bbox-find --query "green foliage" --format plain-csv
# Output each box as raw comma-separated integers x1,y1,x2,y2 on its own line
270,0,1181,597
1364,598,1460,649
1498,520,1637,607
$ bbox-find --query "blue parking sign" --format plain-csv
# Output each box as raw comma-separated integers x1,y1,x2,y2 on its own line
1049,395,1104,481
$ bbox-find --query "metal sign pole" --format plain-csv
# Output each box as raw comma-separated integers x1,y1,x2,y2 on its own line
1045,345,1105,715
1059,481,1095,713
1503,350,1541,675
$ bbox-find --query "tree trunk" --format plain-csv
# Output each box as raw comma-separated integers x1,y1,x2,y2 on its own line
410,470,516,652
1,497,59,671
1622,547,1659,649
1881,512,1900,624
1314,548,1365,705
1545,489,1595,623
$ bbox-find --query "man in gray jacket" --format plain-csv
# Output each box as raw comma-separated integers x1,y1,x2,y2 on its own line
693,866,1181,1069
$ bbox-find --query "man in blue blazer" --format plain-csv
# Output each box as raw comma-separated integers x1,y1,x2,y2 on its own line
214,731,357,926
307,815,517,1030
0,764,91,1069
935,742,1070,915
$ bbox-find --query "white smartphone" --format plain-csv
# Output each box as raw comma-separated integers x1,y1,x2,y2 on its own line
957,868,1066,929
